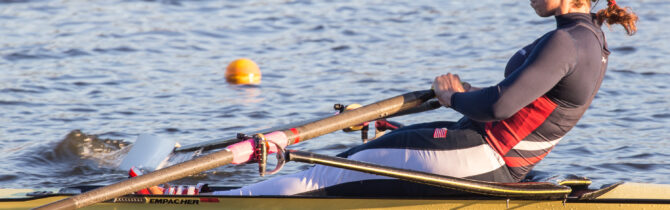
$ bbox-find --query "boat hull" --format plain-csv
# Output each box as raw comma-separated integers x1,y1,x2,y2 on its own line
3,194,670,210
3,182,670,210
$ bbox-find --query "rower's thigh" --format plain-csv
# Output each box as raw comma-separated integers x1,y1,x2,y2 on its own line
346,127,507,178
213,164,361,195
392,121,456,131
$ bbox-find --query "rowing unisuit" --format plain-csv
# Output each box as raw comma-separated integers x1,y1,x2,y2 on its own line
451,12,610,180
212,13,610,196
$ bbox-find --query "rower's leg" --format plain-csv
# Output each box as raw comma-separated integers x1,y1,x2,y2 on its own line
213,122,513,196
339,125,513,181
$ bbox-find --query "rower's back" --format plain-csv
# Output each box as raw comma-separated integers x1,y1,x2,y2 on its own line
452,13,610,181
496,13,610,181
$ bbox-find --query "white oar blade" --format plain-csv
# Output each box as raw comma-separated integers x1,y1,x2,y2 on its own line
119,134,176,171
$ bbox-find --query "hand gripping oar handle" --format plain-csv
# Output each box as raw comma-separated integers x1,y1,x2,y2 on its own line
36,90,435,210
286,150,571,199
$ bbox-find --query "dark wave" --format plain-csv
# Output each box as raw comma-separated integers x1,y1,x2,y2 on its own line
611,46,637,54
611,69,670,76
3,48,91,61
0,130,132,187
3,52,59,61
0,0,31,3
92,46,139,54
51,130,129,162
0,100,45,106
0,88,42,94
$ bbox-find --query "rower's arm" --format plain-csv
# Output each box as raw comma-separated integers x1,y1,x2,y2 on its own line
450,30,576,122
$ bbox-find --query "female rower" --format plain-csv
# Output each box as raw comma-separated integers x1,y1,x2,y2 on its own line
212,0,638,196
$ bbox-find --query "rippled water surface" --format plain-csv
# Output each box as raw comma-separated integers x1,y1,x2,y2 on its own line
1,0,668,190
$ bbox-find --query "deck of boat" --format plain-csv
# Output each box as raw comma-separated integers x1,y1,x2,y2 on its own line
2,182,670,210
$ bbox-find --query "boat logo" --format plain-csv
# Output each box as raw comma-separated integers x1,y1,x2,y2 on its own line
149,198,200,205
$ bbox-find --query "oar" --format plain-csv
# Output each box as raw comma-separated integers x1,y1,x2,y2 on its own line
118,116,332,171
174,115,334,153
36,90,435,210
177,99,441,153
119,98,442,171
286,150,571,199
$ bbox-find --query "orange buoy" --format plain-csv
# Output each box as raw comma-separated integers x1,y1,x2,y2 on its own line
225,58,261,85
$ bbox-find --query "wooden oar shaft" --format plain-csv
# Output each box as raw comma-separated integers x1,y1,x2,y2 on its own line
35,150,234,210
386,99,441,119
282,90,434,145
176,94,437,154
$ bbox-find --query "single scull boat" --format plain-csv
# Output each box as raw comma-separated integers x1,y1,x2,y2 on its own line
3,180,670,209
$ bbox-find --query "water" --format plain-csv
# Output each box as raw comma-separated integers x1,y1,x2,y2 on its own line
1,0,668,190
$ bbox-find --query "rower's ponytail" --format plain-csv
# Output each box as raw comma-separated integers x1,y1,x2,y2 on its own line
595,0,638,36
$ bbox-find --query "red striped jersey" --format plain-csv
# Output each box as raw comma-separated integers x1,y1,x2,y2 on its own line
450,13,610,181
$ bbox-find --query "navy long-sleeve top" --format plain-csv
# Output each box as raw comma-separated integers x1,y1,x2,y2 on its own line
451,13,610,180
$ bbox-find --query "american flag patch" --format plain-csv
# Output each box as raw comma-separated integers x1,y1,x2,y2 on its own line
433,128,448,138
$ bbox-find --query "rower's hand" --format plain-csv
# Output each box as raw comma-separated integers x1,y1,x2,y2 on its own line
433,73,466,107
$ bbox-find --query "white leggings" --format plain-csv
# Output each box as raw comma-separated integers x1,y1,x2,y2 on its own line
214,121,512,196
